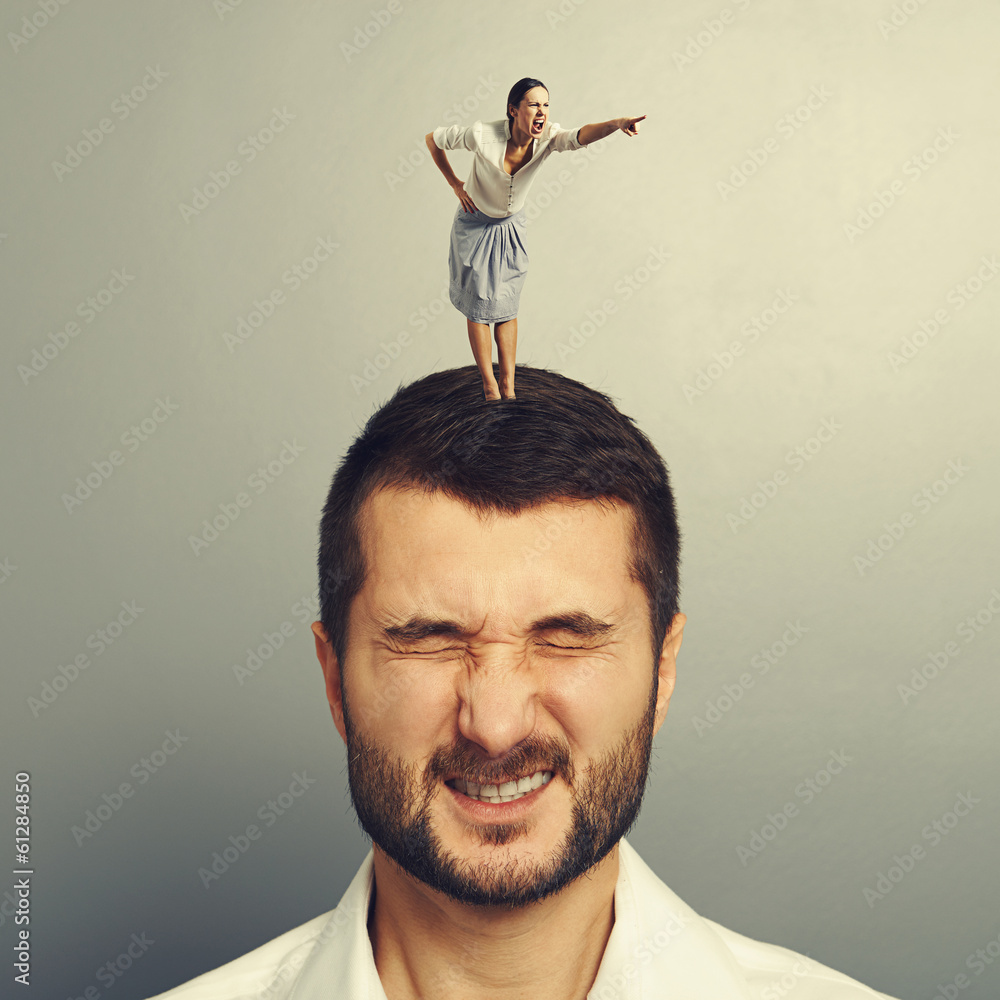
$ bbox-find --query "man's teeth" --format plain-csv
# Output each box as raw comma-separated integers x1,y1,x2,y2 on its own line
449,770,552,803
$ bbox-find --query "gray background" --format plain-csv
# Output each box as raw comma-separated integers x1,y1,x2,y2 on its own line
3,1,998,998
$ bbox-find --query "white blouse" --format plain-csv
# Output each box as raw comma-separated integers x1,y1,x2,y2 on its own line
432,118,583,218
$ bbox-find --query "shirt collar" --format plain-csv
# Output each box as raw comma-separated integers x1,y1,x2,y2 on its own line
292,840,752,999
589,840,753,998
292,850,386,998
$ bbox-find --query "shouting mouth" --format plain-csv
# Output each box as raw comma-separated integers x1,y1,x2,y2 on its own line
531,118,544,135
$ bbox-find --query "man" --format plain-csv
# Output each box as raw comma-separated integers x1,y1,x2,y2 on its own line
152,366,896,999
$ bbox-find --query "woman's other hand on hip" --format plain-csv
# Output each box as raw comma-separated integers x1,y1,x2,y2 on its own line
452,181,478,213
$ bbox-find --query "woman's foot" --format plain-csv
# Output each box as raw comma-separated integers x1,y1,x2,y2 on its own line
499,376,515,399
483,379,502,401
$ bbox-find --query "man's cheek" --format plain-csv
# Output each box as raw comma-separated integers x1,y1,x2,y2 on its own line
547,658,600,701
545,663,638,732
352,661,427,732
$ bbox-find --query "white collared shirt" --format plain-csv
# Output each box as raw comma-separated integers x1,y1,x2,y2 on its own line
147,839,898,999
432,118,583,218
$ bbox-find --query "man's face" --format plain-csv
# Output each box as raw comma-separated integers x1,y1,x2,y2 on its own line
314,489,682,907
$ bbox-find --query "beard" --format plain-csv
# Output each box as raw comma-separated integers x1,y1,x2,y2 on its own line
341,688,656,908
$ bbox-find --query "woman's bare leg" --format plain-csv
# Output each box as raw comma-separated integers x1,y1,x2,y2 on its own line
494,318,518,398
467,320,500,399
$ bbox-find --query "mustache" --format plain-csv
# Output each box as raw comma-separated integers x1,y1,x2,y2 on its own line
425,734,574,788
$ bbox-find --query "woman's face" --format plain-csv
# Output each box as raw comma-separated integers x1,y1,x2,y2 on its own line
510,86,549,139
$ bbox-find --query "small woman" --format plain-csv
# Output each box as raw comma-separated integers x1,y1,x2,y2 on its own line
426,78,645,399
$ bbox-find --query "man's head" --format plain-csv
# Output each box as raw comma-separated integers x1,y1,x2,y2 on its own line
313,366,683,907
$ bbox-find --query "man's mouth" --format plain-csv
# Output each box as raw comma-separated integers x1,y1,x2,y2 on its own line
446,769,553,803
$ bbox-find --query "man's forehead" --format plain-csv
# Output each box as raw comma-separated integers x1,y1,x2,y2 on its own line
351,488,649,641
357,487,639,590
354,486,641,621
360,484,635,536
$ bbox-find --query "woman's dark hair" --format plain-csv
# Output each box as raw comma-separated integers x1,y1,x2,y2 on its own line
318,365,681,673
506,77,548,123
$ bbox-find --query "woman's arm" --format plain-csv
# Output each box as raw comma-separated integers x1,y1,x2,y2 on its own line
425,133,478,213
577,116,646,146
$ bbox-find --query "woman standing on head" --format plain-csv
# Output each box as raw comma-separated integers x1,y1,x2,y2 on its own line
426,78,645,400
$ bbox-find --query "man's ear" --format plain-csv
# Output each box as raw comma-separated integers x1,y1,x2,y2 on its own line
312,622,348,745
653,613,685,736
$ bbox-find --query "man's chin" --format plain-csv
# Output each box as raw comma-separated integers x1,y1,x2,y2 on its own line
456,826,563,872
413,849,578,909
383,821,602,909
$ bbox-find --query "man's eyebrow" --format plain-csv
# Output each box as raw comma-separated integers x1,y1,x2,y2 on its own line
530,612,618,640
381,618,470,643
379,613,617,643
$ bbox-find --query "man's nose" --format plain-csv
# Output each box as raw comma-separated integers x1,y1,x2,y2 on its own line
457,656,538,759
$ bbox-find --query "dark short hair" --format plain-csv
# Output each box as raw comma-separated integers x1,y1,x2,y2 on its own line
506,77,548,123
318,365,680,671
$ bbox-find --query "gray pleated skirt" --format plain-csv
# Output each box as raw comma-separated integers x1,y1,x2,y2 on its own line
448,206,528,324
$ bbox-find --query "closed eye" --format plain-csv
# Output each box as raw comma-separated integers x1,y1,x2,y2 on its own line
536,640,601,653
393,645,463,656
531,613,618,649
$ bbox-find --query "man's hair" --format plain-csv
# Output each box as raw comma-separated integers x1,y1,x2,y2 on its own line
506,77,547,123
318,365,680,669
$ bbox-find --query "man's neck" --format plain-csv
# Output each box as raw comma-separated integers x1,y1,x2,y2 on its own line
368,846,619,1000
